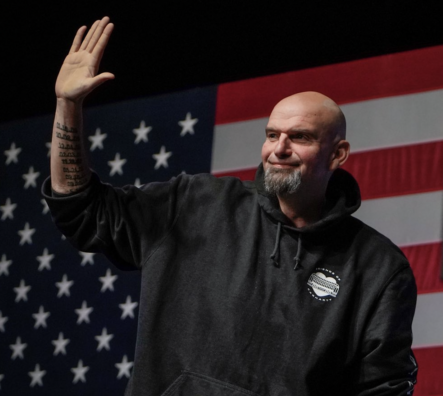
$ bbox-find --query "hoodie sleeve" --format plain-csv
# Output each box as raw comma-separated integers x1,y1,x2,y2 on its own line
41,172,185,270
355,266,418,396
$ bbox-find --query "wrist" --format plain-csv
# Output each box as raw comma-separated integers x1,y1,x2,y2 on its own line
56,97,83,108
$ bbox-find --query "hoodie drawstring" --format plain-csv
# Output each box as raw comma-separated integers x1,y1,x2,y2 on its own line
293,235,302,270
270,222,302,270
270,222,282,268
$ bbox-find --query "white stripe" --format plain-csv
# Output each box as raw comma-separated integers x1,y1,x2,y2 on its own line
211,118,266,172
413,292,443,348
343,89,443,152
353,191,443,247
211,89,443,172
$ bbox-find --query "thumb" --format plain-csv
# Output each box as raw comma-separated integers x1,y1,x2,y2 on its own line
90,72,115,90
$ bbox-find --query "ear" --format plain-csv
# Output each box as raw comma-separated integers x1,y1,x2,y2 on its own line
329,140,350,171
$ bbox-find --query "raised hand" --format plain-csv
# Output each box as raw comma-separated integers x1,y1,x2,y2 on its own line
55,17,114,103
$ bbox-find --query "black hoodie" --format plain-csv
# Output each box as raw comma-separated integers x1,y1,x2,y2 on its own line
42,165,418,396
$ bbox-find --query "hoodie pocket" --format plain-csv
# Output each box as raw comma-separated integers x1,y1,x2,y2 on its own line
161,371,259,396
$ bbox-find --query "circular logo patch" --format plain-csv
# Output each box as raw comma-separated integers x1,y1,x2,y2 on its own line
307,268,341,301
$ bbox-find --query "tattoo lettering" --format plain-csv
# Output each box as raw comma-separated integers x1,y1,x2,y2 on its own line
56,122,78,133
56,132,80,141
61,159,82,165
64,174,85,180
63,166,84,173
59,152,81,158
58,143,80,150
54,122,88,192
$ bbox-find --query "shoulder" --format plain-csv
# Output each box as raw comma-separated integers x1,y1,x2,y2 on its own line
136,173,258,210
346,216,411,275
176,173,257,196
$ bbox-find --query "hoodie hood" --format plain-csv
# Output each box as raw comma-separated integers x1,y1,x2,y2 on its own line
255,163,361,234
255,163,361,269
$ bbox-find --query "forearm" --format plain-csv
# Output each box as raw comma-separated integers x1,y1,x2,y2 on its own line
49,17,114,194
50,98,91,194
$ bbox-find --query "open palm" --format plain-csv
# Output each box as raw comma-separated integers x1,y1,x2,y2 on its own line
55,17,114,102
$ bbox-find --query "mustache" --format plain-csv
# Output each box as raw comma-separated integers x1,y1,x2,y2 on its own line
266,166,298,174
267,159,301,167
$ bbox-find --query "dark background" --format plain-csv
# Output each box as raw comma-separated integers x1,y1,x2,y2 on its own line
1,2,443,124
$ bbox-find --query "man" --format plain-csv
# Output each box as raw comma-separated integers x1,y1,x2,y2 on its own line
43,16,418,396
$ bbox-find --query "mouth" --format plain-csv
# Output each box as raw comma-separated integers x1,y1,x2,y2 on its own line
267,161,300,169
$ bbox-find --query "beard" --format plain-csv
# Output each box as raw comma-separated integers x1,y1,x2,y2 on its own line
264,166,301,195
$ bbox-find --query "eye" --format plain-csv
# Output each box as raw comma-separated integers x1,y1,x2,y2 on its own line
266,132,278,141
291,133,307,140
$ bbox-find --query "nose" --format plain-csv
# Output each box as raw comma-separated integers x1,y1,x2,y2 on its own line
274,135,291,158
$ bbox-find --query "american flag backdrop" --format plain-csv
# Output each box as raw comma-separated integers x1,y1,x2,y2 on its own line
1,44,443,395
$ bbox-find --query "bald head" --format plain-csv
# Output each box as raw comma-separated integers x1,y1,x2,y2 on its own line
263,91,350,195
270,92,346,142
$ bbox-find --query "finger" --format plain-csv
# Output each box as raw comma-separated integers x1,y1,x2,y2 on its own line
79,20,100,51
68,26,87,54
85,16,111,53
92,23,114,67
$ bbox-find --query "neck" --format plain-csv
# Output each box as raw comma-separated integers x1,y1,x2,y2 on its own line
277,190,326,228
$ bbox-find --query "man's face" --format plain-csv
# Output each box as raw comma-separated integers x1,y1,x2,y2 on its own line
261,99,336,196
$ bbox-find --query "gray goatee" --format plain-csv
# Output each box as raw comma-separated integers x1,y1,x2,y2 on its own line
264,167,301,195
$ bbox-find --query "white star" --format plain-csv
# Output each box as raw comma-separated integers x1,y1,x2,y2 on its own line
0,254,12,276
71,360,89,384
75,301,93,324
88,128,107,151
108,153,127,176
41,199,49,214
178,112,198,136
119,295,138,319
46,142,51,157
115,355,134,379
4,142,22,165
56,274,74,297
0,311,8,332
133,120,152,144
36,248,54,271
10,336,27,359
95,327,114,351
99,269,118,292
153,146,172,170
14,279,31,302
79,251,95,266
18,222,36,245
22,166,40,189
1,198,17,220
28,364,46,387
134,178,142,188
52,332,70,355
32,306,50,329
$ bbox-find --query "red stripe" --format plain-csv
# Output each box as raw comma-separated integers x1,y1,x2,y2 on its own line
412,346,443,396
402,242,443,295
342,140,443,200
213,140,443,200
213,168,257,181
216,45,443,125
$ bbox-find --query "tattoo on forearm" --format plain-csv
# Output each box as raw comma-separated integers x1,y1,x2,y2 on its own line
55,132,80,141
57,124,78,133
63,166,84,173
59,152,82,158
55,122,88,192
58,143,80,150
61,159,82,164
